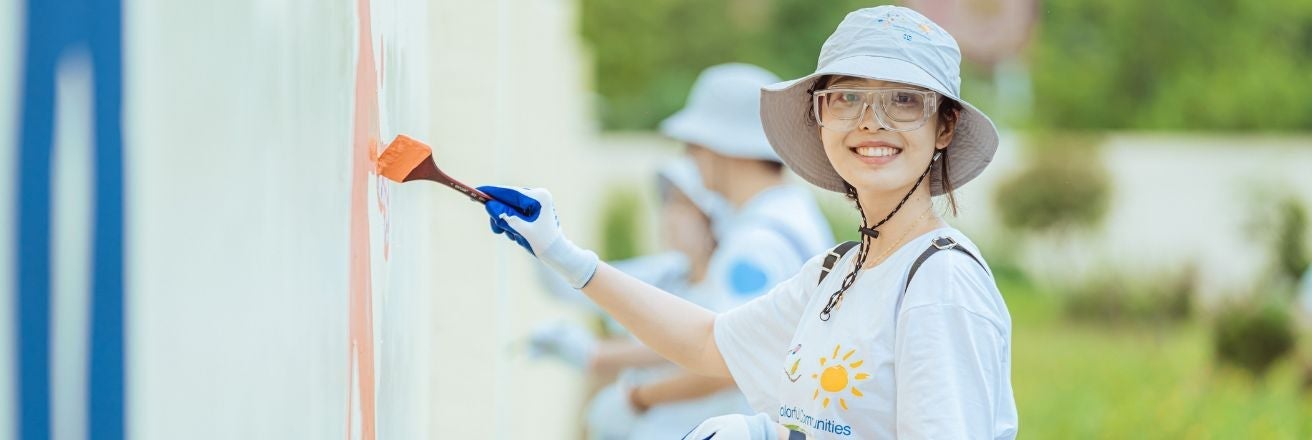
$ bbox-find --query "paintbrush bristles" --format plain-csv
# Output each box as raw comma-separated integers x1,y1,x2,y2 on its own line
377,134,433,182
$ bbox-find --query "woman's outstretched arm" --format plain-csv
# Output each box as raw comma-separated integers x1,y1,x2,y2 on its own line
478,185,729,377
581,263,730,377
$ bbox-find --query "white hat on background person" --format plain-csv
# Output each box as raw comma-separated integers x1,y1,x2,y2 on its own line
660,63,782,162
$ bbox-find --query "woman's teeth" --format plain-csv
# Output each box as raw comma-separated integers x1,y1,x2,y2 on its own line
853,146,900,157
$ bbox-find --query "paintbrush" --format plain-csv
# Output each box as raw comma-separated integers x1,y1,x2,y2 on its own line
376,134,491,204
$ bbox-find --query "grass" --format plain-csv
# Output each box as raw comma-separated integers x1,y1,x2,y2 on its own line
1000,274,1312,438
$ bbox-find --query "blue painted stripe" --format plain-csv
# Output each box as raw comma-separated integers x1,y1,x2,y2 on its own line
88,0,126,437
16,0,126,438
15,0,58,437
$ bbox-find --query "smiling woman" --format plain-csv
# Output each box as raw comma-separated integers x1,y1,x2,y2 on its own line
470,5,1017,439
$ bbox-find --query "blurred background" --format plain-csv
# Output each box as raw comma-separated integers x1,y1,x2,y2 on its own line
2,0,1311,438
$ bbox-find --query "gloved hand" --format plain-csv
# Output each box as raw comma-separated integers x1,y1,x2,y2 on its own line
682,413,782,440
478,185,599,288
526,320,598,370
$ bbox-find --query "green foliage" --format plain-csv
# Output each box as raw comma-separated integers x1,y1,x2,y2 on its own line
1006,276,1312,438
1029,0,1312,131
1246,190,1312,290
581,0,1312,131
1061,266,1195,324
1273,197,1310,282
968,229,1030,291
993,135,1111,233
597,186,646,261
579,0,870,130
1206,188,1306,378
817,194,860,244
1212,299,1296,376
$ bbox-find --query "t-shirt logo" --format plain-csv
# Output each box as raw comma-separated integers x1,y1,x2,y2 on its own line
809,344,871,411
784,344,804,382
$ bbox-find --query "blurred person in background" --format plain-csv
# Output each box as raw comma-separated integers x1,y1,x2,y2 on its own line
476,6,1016,438
528,157,742,439
665,64,835,315
526,63,834,439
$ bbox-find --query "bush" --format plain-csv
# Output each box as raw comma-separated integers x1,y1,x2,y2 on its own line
1212,299,1295,376
993,134,1111,233
1273,197,1310,283
597,186,646,261
1062,266,1195,324
1244,190,1312,295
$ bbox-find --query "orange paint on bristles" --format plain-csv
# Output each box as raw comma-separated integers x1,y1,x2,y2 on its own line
376,134,432,182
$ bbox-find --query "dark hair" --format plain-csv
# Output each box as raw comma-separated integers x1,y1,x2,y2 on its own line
936,97,962,216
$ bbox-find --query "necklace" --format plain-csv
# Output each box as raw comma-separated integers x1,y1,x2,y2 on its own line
862,206,935,269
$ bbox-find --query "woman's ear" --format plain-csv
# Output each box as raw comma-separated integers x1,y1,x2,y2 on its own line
935,108,959,150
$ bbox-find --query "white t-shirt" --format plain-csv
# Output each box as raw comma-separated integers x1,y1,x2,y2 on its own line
714,227,1018,439
699,184,835,312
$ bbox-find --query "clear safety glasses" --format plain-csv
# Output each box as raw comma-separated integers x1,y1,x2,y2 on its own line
812,87,939,132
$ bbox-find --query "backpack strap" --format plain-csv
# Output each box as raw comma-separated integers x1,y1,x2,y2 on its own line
817,240,859,285
893,236,987,326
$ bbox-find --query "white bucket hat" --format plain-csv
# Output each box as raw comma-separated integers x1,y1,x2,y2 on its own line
760,5,1000,195
660,63,782,162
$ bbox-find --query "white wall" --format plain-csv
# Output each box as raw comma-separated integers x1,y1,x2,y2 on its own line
424,0,597,438
0,0,21,435
123,0,434,437
0,0,609,437
951,134,1312,300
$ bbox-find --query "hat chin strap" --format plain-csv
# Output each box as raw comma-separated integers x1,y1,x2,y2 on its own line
856,150,942,239
820,150,943,321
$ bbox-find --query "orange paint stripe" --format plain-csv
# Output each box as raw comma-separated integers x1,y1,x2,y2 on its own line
348,0,379,437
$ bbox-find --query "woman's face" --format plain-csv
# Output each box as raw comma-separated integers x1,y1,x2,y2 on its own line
685,144,726,196
660,189,715,264
817,77,954,196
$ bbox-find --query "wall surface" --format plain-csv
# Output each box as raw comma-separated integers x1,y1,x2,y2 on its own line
123,0,435,438
3,0,609,437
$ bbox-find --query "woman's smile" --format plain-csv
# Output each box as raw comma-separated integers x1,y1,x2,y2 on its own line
848,139,903,166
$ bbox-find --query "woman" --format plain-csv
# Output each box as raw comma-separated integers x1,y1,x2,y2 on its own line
479,5,1016,439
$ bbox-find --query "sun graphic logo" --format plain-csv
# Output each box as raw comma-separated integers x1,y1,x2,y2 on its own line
810,344,870,410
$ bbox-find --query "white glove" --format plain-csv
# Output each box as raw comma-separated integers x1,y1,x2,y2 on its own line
526,320,597,370
479,185,599,288
586,383,641,440
682,413,780,440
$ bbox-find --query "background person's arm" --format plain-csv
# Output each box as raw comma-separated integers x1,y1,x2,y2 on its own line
590,339,669,376
629,372,736,410
480,185,730,377
582,263,730,377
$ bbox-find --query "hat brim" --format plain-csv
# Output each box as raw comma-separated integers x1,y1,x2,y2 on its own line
760,55,999,196
660,108,780,162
